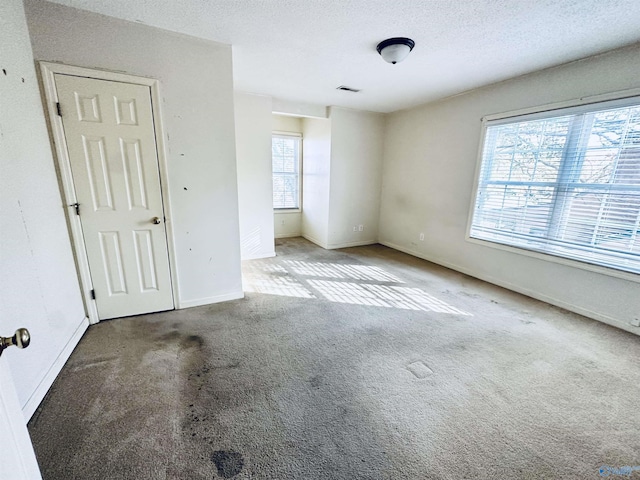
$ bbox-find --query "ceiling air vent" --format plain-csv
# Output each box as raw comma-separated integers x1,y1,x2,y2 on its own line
336,85,360,93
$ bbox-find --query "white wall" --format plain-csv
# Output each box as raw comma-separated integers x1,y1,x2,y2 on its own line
273,98,327,119
25,0,243,308
0,0,86,415
273,114,303,238
275,211,303,239
300,108,385,250
273,114,303,133
301,117,332,247
235,93,275,259
379,43,640,334
327,107,384,248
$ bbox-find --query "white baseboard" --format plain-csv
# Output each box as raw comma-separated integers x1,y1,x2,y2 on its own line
23,317,89,420
379,240,637,336
178,290,244,309
241,251,276,260
302,233,329,249
327,239,378,249
301,234,377,250
275,233,302,239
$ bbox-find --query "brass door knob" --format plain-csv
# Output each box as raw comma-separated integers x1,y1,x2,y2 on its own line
0,328,31,357
151,216,162,224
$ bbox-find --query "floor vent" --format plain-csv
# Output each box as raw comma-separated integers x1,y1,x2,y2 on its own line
407,361,434,378
336,85,361,92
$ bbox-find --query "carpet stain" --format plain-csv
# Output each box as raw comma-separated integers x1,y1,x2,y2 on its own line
158,330,181,343
211,450,244,478
310,375,322,388
182,334,205,349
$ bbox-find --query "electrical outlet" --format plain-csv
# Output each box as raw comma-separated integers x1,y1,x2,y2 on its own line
358,225,363,231
419,232,425,241
353,226,357,232
631,318,640,327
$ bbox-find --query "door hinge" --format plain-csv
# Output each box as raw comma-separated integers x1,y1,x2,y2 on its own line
90,289,96,300
56,102,62,117
70,202,80,215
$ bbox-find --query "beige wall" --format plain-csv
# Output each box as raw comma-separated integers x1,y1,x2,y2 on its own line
327,107,384,248
379,43,640,333
299,108,385,249
235,93,275,259
25,0,243,308
302,117,332,247
0,0,86,415
273,114,303,134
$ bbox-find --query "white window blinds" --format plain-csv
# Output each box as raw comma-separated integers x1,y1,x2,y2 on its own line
272,134,301,209
470,97,640,275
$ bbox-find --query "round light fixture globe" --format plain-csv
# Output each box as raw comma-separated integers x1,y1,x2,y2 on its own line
376,37,415,64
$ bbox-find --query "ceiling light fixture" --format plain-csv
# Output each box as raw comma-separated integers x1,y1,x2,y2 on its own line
376,37,415,64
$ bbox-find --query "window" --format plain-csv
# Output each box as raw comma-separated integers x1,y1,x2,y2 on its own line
469,96,640,276
272,134,301,209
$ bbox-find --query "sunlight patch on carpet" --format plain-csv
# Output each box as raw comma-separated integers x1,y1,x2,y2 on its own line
307,280,471,315
284,260,403,282
244,273,315,298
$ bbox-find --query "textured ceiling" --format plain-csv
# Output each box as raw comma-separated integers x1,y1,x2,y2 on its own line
45,0,640,113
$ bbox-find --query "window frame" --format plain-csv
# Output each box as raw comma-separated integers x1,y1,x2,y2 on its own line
272,131,302,212
465,87,640,283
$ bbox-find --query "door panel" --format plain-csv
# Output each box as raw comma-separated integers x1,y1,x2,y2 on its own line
55,74,174,320
0,359,42,480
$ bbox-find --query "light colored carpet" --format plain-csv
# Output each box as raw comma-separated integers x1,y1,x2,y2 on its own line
28,238,640,479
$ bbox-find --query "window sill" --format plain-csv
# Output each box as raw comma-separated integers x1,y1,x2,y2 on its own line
274,208,302,213
465,234,639,283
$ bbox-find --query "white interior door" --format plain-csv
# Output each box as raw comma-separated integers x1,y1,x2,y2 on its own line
0,358,42,480
55,74,174,320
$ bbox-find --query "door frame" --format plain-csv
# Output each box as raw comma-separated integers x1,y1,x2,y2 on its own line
39,62,180,324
